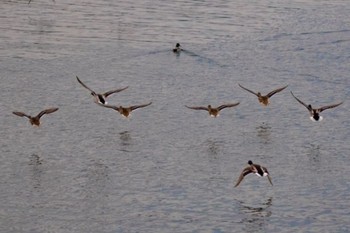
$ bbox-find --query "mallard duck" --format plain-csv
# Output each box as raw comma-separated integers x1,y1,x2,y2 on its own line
98,102,152,118
13,108,59,126
234,160,273,187
76,76,128,105
290,91,343,122
173,43,182,53
185,103,240,117
239,84,288,106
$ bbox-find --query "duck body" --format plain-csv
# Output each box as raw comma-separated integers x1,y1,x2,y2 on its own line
173,43,182,53
239,84,288,106
13,108,59,126
76,76,128,105
234,160,273,187
185,103,240,117
98,102,152,118
290,91,343,122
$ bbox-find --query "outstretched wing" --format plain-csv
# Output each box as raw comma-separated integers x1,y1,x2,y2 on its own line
37,108,59,119
238,84,258,97
13,111,31,118
96,103,120,111
262,166,273,186
267,85,288,98
130,102,152,111
234,167,253,187
291,91,312,111
76,76,95,94
103,86,129,98
185,105,209,111
217,102,240,111
318,102,343,112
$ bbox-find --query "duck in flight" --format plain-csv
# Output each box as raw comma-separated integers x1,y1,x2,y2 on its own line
238,84,288,106
290,91,343,122
76,76,128,105
234,160,273,187
97,102,152,118
13,108,59,126
185,103,240,117
173,43,182,53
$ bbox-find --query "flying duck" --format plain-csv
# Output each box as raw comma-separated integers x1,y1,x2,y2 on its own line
290,91,343,122
238,84,288,106
234,160,273,187
97,102,152,118
76,76,128,105
185,103,240,117
173,43,182,53
13,108,59,126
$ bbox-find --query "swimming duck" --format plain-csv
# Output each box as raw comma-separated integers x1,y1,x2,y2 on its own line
290,91,343,122
13,108,59,126
97,102,152,118
76,76,128,105
185,103,240,117
234,160,273,187
173,43,182,53
238,84,288,106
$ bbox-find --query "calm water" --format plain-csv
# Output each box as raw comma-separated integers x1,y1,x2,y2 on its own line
1,0,350,232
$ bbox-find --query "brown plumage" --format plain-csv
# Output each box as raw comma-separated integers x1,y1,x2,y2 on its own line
239,84,288,106
234,160,273,187
76,76,128,105
185,103,240,117
98,102,152,118
13,108,59,126
291,91,343,121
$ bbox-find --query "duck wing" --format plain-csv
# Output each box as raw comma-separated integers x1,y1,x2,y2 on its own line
291,91,312,112
130,102,152,111
318,102,343,112
13,111,31,118
96,103,120,111
267,85,288,97
37,108,59,119
262,166,273,186
103,86,129,98
238,84,258,97
234,167,253,187
185,105,209,111
217,102,240,111
76,76,96,94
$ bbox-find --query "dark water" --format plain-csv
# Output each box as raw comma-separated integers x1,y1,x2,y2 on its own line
1,0,350,232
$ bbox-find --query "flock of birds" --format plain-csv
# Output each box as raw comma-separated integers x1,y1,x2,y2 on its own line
12,43,344,187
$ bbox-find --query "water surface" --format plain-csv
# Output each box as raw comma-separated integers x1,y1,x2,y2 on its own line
1,0,350,232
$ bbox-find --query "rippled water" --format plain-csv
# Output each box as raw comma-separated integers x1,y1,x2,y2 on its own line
1,0,350,232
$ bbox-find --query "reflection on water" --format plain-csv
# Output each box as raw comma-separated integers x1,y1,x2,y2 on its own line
28,154,43,189
305,143,321,161
256,122,272,144
119,131,134,152
205,139,222,157
119,131,131,145
238,197,273,232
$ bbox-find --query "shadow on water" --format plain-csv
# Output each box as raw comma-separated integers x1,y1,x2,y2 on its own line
238,197,273,232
